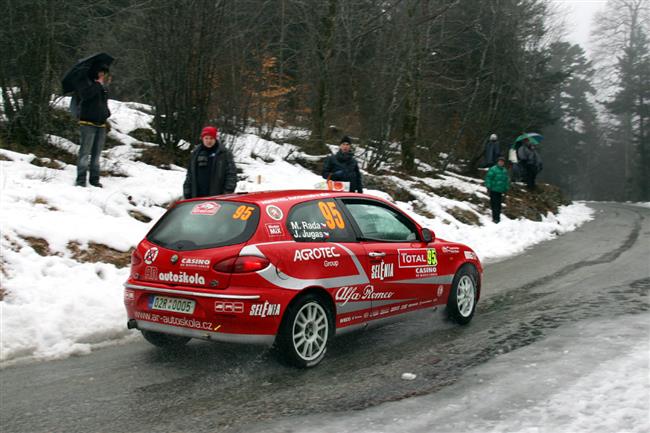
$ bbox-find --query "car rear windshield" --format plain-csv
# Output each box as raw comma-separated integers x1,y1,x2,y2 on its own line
147,200,259,251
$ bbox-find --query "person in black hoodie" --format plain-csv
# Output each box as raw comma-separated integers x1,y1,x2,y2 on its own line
183,126,238,199
322,136,364,193
75,63,111,187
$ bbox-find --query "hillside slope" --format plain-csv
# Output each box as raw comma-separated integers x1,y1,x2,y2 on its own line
0,99,593,365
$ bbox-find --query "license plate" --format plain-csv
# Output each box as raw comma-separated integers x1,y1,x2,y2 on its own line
149,295,196,314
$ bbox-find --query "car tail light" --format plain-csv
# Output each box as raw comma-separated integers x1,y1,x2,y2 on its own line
214,256,270,273
131,250,142,266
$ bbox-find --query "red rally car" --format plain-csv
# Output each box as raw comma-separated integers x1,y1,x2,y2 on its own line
124,190,483,367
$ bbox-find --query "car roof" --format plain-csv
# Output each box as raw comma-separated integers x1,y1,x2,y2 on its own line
181,190,379,206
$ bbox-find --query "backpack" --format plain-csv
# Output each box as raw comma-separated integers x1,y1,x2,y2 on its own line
69,92,81,119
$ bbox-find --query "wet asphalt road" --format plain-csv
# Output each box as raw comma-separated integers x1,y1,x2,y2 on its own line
1,203,648,433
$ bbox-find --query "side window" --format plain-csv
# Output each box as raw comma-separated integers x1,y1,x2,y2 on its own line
287,200,356,243
344,202,418,241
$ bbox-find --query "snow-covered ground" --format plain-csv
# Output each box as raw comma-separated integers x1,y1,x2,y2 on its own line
0,99,593,365
246,314,649,433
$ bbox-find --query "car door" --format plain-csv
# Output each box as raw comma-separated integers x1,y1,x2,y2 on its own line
340,199,436,320
257,198,371,329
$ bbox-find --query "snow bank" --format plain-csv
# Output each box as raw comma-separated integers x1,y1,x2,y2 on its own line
0,99,594,364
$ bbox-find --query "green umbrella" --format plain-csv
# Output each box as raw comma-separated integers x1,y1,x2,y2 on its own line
513,132,543,148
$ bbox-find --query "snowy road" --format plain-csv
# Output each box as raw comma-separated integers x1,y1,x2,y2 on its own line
1,202,648,433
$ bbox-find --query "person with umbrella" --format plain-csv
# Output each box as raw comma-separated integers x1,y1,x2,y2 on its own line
515,134,543,190
62,53,113,187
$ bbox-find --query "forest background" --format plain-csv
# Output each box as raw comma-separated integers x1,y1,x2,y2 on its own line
1,0,648,201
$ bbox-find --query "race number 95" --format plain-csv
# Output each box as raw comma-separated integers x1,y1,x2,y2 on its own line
318,201,345,229
233,205,255,221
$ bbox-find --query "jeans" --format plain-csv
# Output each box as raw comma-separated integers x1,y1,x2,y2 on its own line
76,125,106,185
522,163,538,189
489,190,503,223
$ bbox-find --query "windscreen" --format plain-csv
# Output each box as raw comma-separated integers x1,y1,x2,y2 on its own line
147,200,259,251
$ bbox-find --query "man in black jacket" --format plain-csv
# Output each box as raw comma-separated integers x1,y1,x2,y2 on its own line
183,126,238,199
76,64,111,187
322,136,364,193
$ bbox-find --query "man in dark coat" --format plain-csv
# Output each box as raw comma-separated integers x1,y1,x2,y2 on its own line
75,63,111,187
483,133,501,168
516,139,543,190
322,136,363,193
183,126,238,199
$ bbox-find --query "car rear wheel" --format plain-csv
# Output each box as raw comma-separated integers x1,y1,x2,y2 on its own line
141,330,191,348
447,265,478,325
276,294,331,368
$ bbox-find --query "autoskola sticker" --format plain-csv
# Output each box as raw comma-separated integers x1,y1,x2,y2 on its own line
158,271,206,285
144,247,159,265
191,201,221,215
266,205,284,221
398,248,437,268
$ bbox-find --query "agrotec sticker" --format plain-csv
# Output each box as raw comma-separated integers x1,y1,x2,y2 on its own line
191,201,221,215
265,205,284,221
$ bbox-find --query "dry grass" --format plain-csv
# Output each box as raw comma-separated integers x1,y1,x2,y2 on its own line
33,196,59,211
67,241,132,268
135,146,189,169
128,209,152,223
31,157,64,170
23,236,53,256
447,206,481,226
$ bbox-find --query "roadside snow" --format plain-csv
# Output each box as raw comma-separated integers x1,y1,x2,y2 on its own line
0,100,594,365
247,314,650,433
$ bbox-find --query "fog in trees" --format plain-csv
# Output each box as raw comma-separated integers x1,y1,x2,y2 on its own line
1,0,647,201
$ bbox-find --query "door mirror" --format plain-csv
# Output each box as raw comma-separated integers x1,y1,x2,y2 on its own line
421,228,434,243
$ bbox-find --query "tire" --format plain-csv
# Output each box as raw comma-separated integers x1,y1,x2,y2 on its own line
275,294,332,368
447,265,478,325
141,330,191,348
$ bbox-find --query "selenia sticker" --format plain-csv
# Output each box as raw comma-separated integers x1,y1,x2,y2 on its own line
266,205,284,221
191,201,221,215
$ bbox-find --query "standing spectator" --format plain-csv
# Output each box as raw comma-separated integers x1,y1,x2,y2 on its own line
183,126,238,199
508,145,522,182
484,155,510,223
483,133,501,167
322,135,363,193
76,64,111,187
517,139,543,190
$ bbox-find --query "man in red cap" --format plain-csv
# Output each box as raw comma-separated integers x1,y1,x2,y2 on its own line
183,126,237,198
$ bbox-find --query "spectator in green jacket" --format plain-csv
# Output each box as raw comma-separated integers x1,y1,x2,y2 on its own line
484,156,510,223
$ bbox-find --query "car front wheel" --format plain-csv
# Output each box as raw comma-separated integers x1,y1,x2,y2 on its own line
447,265,478,325
141,330,191,348
275,294,331,368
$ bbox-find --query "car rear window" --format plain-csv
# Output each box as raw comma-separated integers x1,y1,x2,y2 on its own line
147,200,259,251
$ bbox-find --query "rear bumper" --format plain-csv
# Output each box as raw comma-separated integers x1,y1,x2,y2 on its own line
123,282,285,343
124,283,262,300
133,320,275,346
